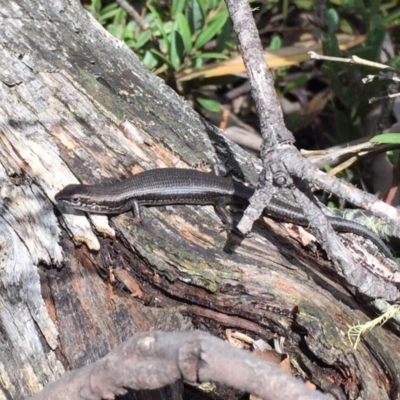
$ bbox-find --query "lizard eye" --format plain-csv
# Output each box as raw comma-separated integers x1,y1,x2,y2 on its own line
71,197,79,204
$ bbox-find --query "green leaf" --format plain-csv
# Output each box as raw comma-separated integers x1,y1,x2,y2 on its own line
176,13,192,54
321,30,341,57
113,8,127,26
172,0,187,18
194,52,228,60
354,0,367,20
122,23,135,40
326,8,339,34
101,3,118,15
99,7,120,23
383,7,400,24
364,15,385,61
285,112,302,132
293,0,313,10
333,107,360,143
169,25,185,70
215,17,232,52
282,74,308,95
387,150,399,166
150,49,174,68
125,39,136,48
125,29,152,50
194,8,228,49
339,19,353,34
186,0,205,35
208,0,221,7
269,35,282,50
147,4,170,52
126,20,138,31
107,24,124,39
370,134,400,144
388,54,400,70
196,96,221,112
90,0,102,14
134,30,152,49
142,50,159,70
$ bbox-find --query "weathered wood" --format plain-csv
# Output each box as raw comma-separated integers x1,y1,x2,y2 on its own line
29,331,328,400
0,1,399,399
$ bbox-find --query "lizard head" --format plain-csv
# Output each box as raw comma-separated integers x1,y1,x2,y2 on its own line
55,184,126,213
55,184,93,210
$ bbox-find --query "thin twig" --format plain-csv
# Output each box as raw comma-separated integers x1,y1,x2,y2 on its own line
302,140,400,169
225,0,293,234
308,51,400,74
115,0,149,30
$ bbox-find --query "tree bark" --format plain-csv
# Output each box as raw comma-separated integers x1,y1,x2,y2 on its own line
0,1,399,399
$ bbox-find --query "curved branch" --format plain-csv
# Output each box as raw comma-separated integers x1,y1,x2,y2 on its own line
29,331,327,400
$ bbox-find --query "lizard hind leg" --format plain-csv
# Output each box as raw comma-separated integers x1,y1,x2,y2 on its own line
131,201,143,225
214,197,234,232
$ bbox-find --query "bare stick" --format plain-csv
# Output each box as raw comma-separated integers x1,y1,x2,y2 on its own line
115,0,149,30
308,51,400,74
223,0,400,300
224,0,296,234
29,331,328,400
224,1,356,270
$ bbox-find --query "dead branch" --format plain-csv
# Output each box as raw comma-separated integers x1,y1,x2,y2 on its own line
29,330,327,400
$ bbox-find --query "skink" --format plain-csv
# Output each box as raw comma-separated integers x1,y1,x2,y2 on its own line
55,168,393,259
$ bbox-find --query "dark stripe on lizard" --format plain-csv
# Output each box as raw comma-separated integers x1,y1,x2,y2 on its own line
55,168,393,259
